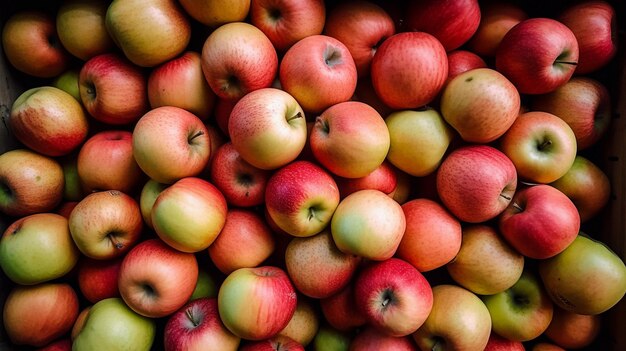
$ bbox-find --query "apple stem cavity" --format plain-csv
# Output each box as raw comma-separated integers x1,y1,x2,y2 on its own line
538,139,553,151
185,308,200,327
108,234,124,250
499,193,512,201
431,338,445,351
188,130,205,143
512,202,524,213
324,47,343,67
287,111,303,122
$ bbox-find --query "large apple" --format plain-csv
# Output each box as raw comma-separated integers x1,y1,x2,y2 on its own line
163,297,241,351
310,101,390,178
178,0,250,28
56,0,115,61
499,184,580,260
9,86,89,157
0,213,79,285
279,34,357,113
76,256,124,303
436,145,517,223
105,0,191,67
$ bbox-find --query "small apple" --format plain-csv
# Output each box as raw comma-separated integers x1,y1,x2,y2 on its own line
466,2,528,57
240,335,304,351
52,67,81,101
544,306,601,349
319,283,367,332
138,179,169,229
56,0,115,61
312,324,352,351
349,326,418,351
76,255,124,303
484,332,525,351
277,297,320,347
178,0,250,28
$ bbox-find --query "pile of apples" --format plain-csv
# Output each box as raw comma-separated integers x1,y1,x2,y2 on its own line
1,0,626,350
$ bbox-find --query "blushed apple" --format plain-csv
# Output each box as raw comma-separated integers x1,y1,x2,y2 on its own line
319,284,367,332
77,255,123,303
466,2,528,57
544,306,601,349
334,161,397,199
349,326,418,351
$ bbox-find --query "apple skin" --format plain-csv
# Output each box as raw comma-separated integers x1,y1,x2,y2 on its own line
436,145,517,223
310,101,390,179
3,283,79,348
151,176,228,253
558,0,618,75
446,50,487,83
118,238,199,318
354,258,433,337
139,179,169,229
52,68,81,101
277,297,320,347
163,297,241,351
466,2,528,57
544,306,601,349
349,326,418,351
208,208,275,274
218,266,298,341
498,111,578,184
265,160,340,237
178,0,250,28
285,229,361,299
105,0,191,67
370,31,448,109
37,337,72,351
550,155,611,222
72,297,156,351
396,198,462,272
132,105,211,184
9,86,89,157
0,148,65,217
1,11,70,78
532,343,567,351
279,34,358,113
404,0,481,52
229,88,307,170
331,189,406,261
446,224,524,296
531,76,612,150
495,17,579,95
334,161,397,199
79,52,150,125
499,184,580,260
412,284,492,351
250,0,325,53
538,233,626,315
201,22,278,101
0,213,79,285
77,130,145,194
483,332,525,351
312,324,351,351
319,283,367,332
240,335,304,351
323,0,395,77
440,67,521,143
69,190,144,260
77,255,123,303
56,0,115,61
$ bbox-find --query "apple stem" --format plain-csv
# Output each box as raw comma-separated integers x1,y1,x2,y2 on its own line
185,309,199,327
512,202,524,212
431,340,443,351
308,207,316,221
382,298,390,307
538,139,552,150
500,193,512,201
288,111,303,122
109,234,124,250
554,60,578,65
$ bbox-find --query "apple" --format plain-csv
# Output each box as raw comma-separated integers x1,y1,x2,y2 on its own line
323,0,395,77
0,148,64,217
59,155,86,203
285,229,360,299
209,141,271,207
240,335,304,351
72,297,156,350
352,76,393,117
79,52,149,125
354,258,433,337
544,306,601,349
279,34,357,113
250,0,325,53
201,21,278,100
331,189,406,261
484,332,525,351
499,111,578,184
9,85,89,157
436,145,517,223
76,255,123,303
558,0,618,74
77,130,145,194
349,326,418,351
334,161,397,198
538,233,626,315
482,269,554,342
532,343,567,351
0,213,79,285
466,2,528,57
312,324,352,351
208,208,276,274
56,201,80,219
52,67,81,101
319,283,367,332
412,284,492,351
118,238,199,318
56,0,115,61
37,338,72,351
163,297,241,351
404,0,481,51
3,283,79,348
495,17,579,95
396,198,462,272
139,179,169,229
550,155,611,222
531,76,612,150
310,101,390,178
105,0,191,67
214,97,239,137
69,190,144,260
440,67,521,143
132,105,211,184
370,31,447,109
178,0,250,28
385,107,454,177
446,49,487,83
218,266,298,340
228,87,307,170
277,297,320,347
148,50,217,120
499,184,580,260
1,11,70,78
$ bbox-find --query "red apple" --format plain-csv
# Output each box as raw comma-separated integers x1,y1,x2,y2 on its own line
484,332,525,351
466,2,528,57
349,326,418,351
76,256,123,303
446,49,487,83
240,335,304,351
37,338,72,351
334,161,397,199
544,306,601,349
320,283,367,332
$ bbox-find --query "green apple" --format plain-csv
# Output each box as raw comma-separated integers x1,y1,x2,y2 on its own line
72,297,156,351
52,67,81,101
190,268,220,301
385,107,454,177
59,154,86,202
139,179,169,229
538,233,626,315
312,324,352,351
481,269,554,342
0,213,80,285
